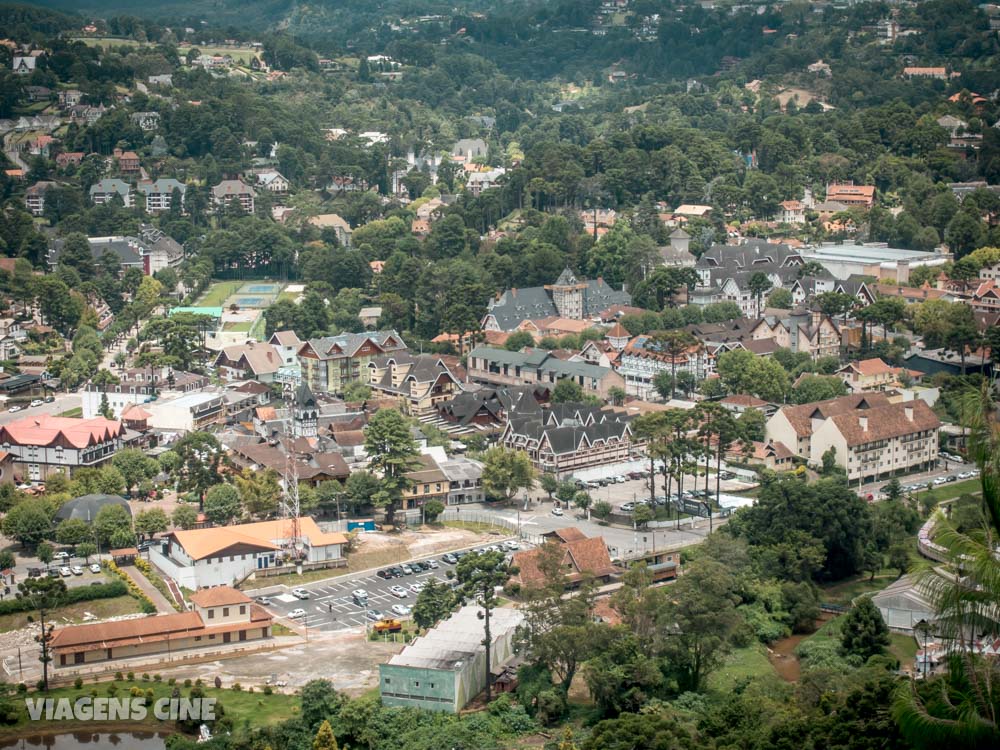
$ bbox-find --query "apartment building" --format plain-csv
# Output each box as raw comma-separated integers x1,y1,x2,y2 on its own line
0,415,136,480
137,178,186,212
366,353,465,416
211,179,256,213
298,330,407,395
766,393,940,482
616,335,710,399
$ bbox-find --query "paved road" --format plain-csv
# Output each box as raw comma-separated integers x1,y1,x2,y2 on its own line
0,394,81,425
263,559,461,632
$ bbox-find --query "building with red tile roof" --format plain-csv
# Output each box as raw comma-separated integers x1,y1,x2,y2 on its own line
0,415,134,480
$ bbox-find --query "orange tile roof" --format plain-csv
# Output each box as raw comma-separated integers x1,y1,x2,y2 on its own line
170,517,347,561
828,400,940,447
777,393,892,438
513,536,616,587
189,586,252,608
0,415,124,449
606,322,629,338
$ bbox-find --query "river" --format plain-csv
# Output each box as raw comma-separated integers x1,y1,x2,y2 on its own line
0,731,171,750
766,613,835,682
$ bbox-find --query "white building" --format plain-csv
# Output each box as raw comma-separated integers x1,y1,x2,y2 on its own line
145,391,225,432
799,243,950,283
152,517,347,589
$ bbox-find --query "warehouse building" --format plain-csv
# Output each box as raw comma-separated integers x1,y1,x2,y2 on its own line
380,605,524,712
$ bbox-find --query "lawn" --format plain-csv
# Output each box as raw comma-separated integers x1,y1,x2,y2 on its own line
0,680,298,736
912,478,981,505
890,633,918,665
707,643,777,693
222,321,254,333
820,571,901,607
58,407,83,418
75,36,145,49
0,595,141,634
177,44,262,65
196,281,242,307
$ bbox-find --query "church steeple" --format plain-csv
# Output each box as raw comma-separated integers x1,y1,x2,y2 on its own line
292,382,318,437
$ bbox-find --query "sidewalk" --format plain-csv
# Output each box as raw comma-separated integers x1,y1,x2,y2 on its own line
121,565,175,613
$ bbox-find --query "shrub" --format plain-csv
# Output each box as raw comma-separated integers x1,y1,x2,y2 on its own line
35,680,45,691
168,678,176,686
232,683,242,691
115,672,123,681
263,685,273,696
107,684,118,697
154,674,162,682
184,679,192,688
145,689,155,701
129,686,143,697
16,684,26,694
127,672,135,681
74,677,83,689
142,673,150,681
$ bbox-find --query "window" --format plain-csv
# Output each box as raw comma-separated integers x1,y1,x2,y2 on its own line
239,605,246,615
207,609,215,619
384,677,391,684
209,634,215,639
414,681,420,687
223,608,230,617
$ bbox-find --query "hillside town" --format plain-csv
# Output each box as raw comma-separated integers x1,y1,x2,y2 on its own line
0,1,998,748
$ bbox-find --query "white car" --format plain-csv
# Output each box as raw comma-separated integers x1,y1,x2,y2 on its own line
351,588,368,600
29,399,43,408
7,405,21,413
288,608,306,619
292,588,310,599
59,566,71,577
933,477,948,485
408,583,424,594
427,559,439,569
391,604,411,616
89,563,101,574
389,585,408,598
70,565,84,576
551,507,564,516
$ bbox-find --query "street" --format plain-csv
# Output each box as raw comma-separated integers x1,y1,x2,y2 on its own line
0,393,81,426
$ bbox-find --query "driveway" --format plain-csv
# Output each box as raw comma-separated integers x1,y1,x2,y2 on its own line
0,394,80,425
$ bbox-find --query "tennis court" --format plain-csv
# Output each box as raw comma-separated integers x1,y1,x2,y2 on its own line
243,283,282,294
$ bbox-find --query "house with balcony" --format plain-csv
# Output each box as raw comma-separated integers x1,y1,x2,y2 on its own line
766,393,940,482
88,178,133,207
137,178,186,212
468,346,624,401
616,335,710,400
297,330,406,395
499,403,638,476
212,179,255,213
837,357,923,393
366,353,465,416
24,181,57,216
0,415,136,481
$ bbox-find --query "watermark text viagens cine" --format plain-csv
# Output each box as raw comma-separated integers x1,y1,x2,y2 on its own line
26,697,217,722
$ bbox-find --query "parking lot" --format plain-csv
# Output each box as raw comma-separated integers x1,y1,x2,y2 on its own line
260,543,528,632
577,472,752,513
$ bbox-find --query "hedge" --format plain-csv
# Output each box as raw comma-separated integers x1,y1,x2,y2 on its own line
0,580,128,617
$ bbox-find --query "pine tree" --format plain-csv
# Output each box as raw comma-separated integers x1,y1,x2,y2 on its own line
840,597,890,661
313,720,339,750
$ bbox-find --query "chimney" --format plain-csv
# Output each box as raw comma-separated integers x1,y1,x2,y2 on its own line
904,405,913,422
859,416,868,431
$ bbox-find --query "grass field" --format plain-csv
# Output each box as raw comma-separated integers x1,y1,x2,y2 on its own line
75,36,145,50
0,680,298,736
912,478,981,504
820,571,902,607
0,596,141,634
707,643,777,693
177,44,262,65
196,281,242,307
58,407,83,418
222,320,254,333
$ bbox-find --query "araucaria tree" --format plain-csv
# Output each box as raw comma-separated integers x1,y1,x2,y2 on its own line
456,550,516,702
364,409,420,526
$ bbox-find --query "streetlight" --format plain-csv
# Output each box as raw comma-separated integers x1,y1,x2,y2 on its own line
915,619,932,678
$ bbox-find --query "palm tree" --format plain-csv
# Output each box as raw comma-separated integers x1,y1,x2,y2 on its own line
893,383,1000,747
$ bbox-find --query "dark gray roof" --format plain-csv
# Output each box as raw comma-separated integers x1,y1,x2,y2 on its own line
302,330,406,360
504,413,632,455
470,346,615,381
56,494,131,523
48,236,144,267
485,271,631,331
439,386,543,425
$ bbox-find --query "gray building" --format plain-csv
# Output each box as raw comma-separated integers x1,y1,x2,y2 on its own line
380,605,524,712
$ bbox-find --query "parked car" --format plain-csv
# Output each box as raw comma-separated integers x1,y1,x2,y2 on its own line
503,540,520,551
59,566,71,577
292,588,310,599
388,566,404,577
288,608,306,619
29,399,43,408
27,567,42,578
352,589,369,606
551,507,564,516
426,559,440,569
7,405,21,413
47,568,60,578
257,596,272,606
373,618,402,632
70,565,83,576
409,583,424,594
945,475,957,483
377,569,392,579
55,551,70,561
620,502,635,512
89,563,101,574
933,477,948,485
389,585,408,598
442,553,458,565
44,395,54,403
400,564,414,575
366,609,383,621
391,604,411,616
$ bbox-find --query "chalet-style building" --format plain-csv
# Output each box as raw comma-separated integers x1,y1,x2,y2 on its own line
366,353,464,416
0,415,137,481
298,330,406,395
468,346,625,400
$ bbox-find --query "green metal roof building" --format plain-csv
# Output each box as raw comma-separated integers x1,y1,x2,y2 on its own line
379,604,524,712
